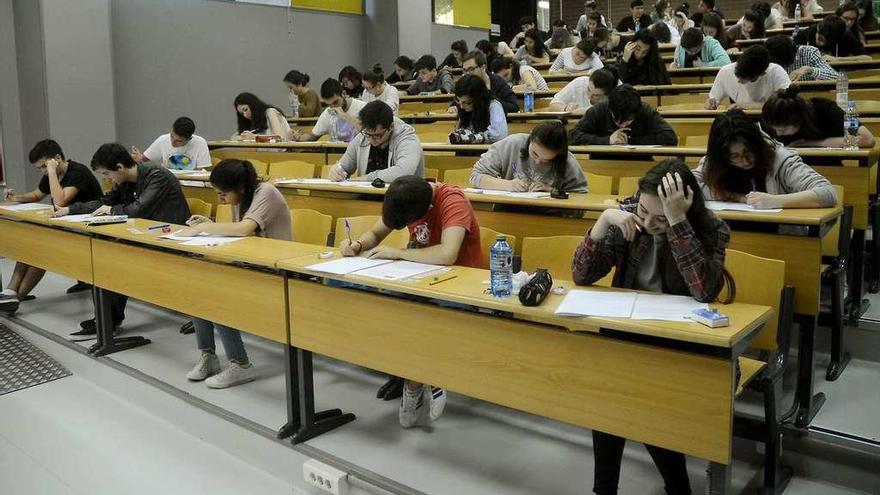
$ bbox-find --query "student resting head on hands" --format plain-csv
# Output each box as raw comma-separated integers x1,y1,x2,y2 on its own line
294,79,366,143
469,121,587,193
548,66,619,115
450,74,509,145
762,86,876,148
180,158,292,389
618,27,671,86
693,109,838,209
232,92,290,141
490,57,550,92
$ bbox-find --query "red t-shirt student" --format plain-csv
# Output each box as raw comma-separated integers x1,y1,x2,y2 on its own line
406,183,482,268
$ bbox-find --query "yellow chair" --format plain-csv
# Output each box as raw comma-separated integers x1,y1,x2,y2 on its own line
292,209,332,246
685,135,709,148
185,198,212,218
479,227,516,270
586,173,613,195
320,164,334,179
211,156,222,166
618,176,641,197
244,159,269,177
216,204,233,223
521,235,614,286
269,160,316,180
442,168,473,188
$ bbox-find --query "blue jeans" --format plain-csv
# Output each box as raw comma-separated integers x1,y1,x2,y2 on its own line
193,317,249,363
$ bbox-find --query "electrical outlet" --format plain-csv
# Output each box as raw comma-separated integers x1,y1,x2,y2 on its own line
303,459,349,495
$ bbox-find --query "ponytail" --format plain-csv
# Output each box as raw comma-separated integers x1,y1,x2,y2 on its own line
210,159,260,217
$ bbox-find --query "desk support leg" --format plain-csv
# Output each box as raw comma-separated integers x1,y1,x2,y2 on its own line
277,344,301,440
290,347,356,444
870,200,880,293
847,229,869,321
785,315,826,428
705,462,731,495
88,287,151,357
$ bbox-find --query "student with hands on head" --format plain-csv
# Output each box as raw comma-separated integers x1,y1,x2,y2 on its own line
293,78,365,143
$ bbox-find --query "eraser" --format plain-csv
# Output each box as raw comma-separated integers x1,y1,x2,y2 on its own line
692,308,729,328
318,251,334,259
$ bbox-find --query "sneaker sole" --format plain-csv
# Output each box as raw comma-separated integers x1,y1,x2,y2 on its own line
206,376,256,389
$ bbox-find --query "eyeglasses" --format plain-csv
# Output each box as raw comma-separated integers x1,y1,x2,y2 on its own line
462,65,480,74
361,128,390,139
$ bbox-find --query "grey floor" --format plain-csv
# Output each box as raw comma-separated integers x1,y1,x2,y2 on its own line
1,259,876,495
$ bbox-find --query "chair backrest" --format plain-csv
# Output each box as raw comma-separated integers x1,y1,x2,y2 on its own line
442,168,473,188
424,167,440,181
521,235,581,281
245,159,269,177
185,198,213,218
479,227,516,270
292,209,332,246
586,172,613,195
269,160,316,180
618,176,640,198
333,215,409,248
216,204,233,223
723,249,785,352
685,135,709,148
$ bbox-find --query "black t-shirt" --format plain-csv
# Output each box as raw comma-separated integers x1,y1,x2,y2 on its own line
38,160,103,205
794,25,867,57
365,145,391,175
616,15,653,33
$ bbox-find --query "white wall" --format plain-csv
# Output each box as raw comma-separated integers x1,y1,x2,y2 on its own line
431,24,489,61
0,0,27,188
397,0,432,60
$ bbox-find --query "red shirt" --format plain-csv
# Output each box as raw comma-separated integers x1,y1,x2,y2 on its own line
407,184,482,268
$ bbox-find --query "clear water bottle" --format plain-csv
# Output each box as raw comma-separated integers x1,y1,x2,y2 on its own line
524,90,535,112
328,110,339,142
845,101,860,150
794,4,801,26
289,94,300,118
634,20,641,33
489,234,513,298
836,71,849,109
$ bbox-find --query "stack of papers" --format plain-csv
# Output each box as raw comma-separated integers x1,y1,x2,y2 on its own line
706,201,782,213
305,258,444,281
463,188,551,199
0,203,52,211
555,289,707,322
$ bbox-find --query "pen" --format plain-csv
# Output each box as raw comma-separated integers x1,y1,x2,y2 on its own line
148,223,171,230
750,178,756,192
429,275,458,286
343,218,353,245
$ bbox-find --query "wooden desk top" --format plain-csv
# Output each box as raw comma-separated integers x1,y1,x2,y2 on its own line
279,253,773,349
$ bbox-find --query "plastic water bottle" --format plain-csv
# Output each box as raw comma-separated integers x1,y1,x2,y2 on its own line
794,4,801,26
845,101,860,150
328,110,339,142
634,20,641,33
489,235,513,298
524,90,535,112
289,94,300,118
836,70,849,109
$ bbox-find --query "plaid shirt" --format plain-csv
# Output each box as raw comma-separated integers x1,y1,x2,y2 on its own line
571,215,730,303
784,45,838,82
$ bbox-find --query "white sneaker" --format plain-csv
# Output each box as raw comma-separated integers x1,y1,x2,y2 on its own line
427,386,447,422
205,361,256,389
186,352,221,381
399,381,429,428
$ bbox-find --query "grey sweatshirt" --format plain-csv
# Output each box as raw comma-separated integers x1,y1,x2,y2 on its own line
469,133,588,192
406,69,454,95
692,137,838,207
337,117,425,182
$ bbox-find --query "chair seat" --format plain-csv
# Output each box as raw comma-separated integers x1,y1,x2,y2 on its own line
736,357,767,397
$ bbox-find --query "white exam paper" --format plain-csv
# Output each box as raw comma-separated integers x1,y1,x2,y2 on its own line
305,257,394,275
355,260,445,281
706,201,782,213
554,289,638,318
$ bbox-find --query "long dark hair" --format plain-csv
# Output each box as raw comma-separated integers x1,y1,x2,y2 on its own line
627,28,670,84
490,57,523,85
701,12,729,48
638,158,736,303
742,9,767,39
523,28,547,58
854,0,878,31
233,92,281,134
761,86,825,143
519,121,570,192
453,75,494,133
704,109,776,200
210,159,260,217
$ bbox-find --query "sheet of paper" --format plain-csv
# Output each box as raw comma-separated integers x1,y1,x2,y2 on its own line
305,257,394,275
160,231,209,241
706,201,782,213
355,260,445,281
630,294,707,321
463,188,550,199
49,214,98,223
178,237,246,246
554,289,637,318
0,203,52,211
274,178,333,184
624,144,663,149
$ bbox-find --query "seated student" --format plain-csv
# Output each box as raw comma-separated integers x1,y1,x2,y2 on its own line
546,23,577,56
549,38,604,75
338,66,364,99
569,84,678,146
475,39,500,69
510,16,537,50
701,12,731,50
838,1,866,44
581,11,606,39
671,6,696,39
469,121,587,192
774,0,822,20
339,175,483,427
651,0,671,23
293,79,366,143
448,75,508,144
512,29,551,64
706,45,790,110
548,67,619,114
593,27,624,59
328,101,425,182
460,51,520,114
617,0,653,32
232,92,291,141
794,15,870,61
691,0,725,25
491,57,550,92
385,55,417,85
855,0,879,32
650,19,677,45
0,139,102,304
178,159,290,388
617,28,671,85
54,143,190,338
726,9,767,45
405,55,455,95
361,65,400,114
283,70,321,118
750,1,784,30
671,27,731,67
766,35,838,81
762,87,876,148
440,40,468,69
573,159,733,495
576,0,607,34
130,117,211,170
693,109,838,209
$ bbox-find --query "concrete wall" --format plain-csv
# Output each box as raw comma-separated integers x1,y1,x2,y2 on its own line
430,24,489,61
0,0,27,188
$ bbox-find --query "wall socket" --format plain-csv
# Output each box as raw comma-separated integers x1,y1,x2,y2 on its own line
303,459,349,495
